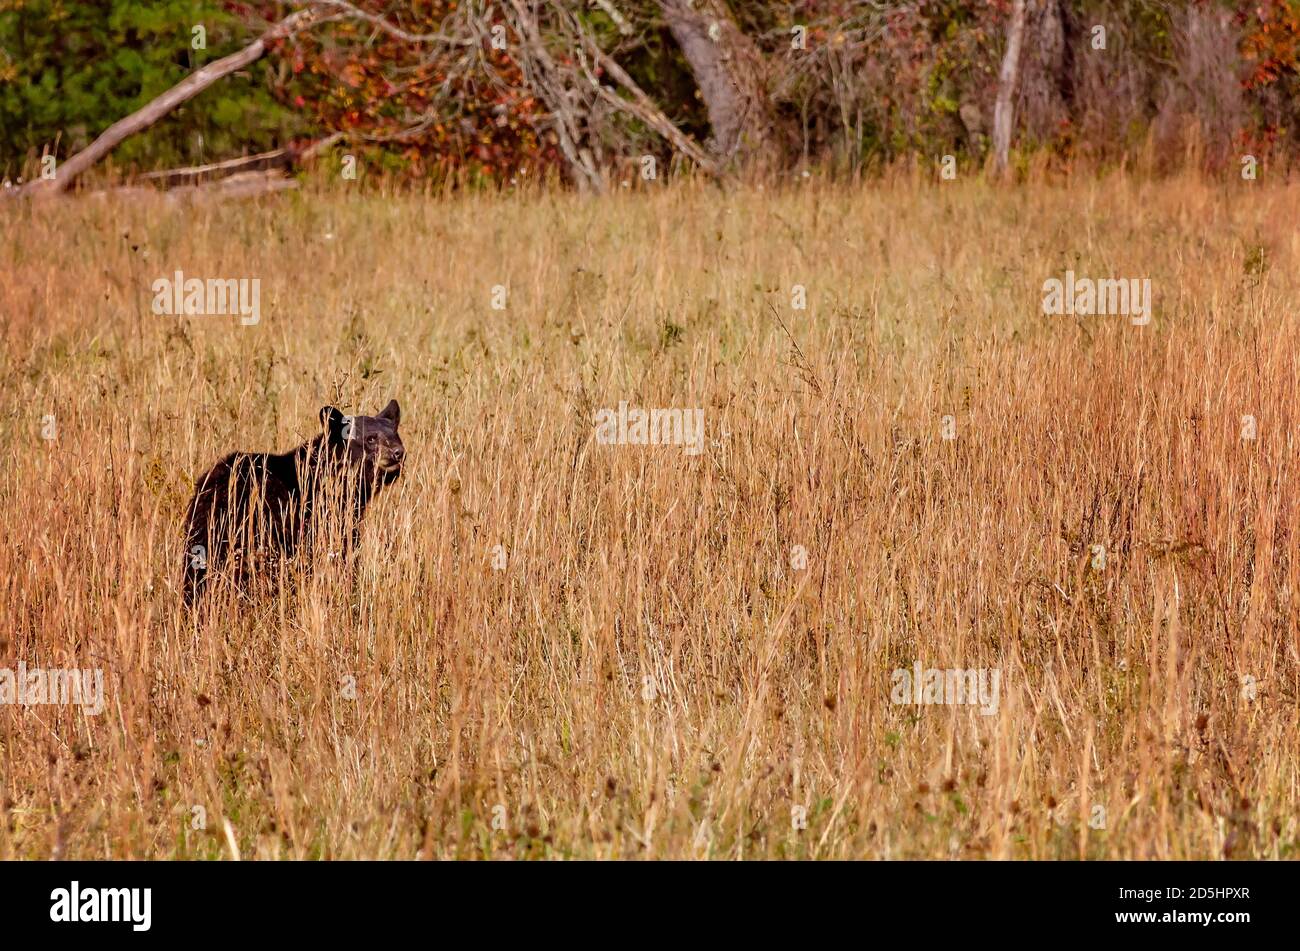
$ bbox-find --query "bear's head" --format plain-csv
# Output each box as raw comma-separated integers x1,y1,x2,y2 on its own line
320,399,405,485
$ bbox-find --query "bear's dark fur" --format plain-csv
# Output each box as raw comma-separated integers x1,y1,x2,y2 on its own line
182,399,405,606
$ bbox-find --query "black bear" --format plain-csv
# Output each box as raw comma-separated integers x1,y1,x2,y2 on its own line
182,399,405,606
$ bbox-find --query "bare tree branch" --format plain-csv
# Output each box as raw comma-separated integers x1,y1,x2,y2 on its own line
508,0,605,192
309,0,475,46
567,14,718,176
591,0,633,36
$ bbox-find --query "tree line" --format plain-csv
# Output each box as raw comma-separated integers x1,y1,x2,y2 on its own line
3,1,1298,191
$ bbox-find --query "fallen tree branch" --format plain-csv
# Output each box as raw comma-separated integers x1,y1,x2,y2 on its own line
294,130,347,162
135,132,345,189
138,147,295,187
18,7,321,198
88,169,299,205
183,169,300,202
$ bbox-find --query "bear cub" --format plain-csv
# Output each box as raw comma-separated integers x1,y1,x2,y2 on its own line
182,399,405,605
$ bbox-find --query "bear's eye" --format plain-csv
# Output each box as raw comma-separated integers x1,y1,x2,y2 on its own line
367,434,378,445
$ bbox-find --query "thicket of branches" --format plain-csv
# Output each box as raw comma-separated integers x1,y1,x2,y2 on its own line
3,0,1299,190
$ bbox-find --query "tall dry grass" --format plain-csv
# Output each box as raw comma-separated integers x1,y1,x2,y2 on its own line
1,172,1298,858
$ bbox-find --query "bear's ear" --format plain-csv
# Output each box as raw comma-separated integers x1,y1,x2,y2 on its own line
320,405,346,443
377,399,400,427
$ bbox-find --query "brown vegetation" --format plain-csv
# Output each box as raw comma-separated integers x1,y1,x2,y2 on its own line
1,172,1297,858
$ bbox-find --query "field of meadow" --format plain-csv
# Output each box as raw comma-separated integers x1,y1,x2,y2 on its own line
1,172,1298,859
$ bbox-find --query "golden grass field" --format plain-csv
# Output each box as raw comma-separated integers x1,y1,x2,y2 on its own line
1,172,1298,859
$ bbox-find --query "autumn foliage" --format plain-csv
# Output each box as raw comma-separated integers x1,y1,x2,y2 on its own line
252,0,562,182
5,1,1300,184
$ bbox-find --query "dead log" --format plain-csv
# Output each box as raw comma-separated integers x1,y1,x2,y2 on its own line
87,169,298,205
183,169,300,202
136,132,344,189
138,148,296,187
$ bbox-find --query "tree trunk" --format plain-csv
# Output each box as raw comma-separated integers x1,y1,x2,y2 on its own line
657,0,775,172
992,0,1028,177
